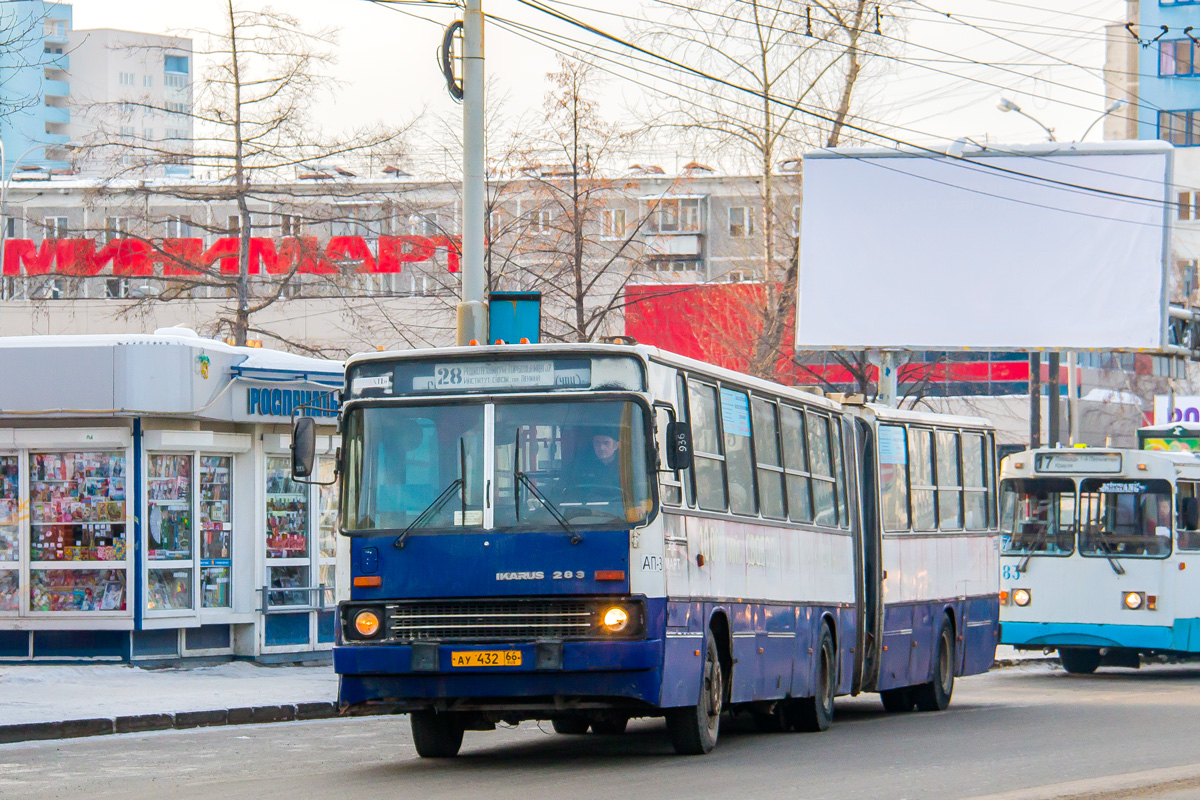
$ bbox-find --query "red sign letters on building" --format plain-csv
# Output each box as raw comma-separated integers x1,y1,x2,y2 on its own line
0,235,462,277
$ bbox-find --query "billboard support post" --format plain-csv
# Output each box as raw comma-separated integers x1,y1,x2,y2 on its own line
1029,353,1042,449
1048,352,1061,446
877,351,899,408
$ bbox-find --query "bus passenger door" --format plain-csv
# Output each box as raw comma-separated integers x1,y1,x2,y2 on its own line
855,418,884,690
656,404,689,600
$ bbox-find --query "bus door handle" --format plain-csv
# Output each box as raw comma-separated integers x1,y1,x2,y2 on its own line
486,480,491,508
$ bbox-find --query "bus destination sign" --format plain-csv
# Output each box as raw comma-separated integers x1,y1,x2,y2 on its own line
1034,452,1122,474
411,360,591,392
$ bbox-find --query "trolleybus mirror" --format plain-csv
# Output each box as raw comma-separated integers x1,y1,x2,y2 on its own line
292,416,316,478
1183,497,1200,531
666,421,693,471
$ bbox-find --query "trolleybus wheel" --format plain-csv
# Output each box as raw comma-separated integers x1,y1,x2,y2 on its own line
410,710,465,758
666,635,723,755
1058,647,1101,675
879,687,914,713
914,616,955,711
551,717,591,735
590,715,629,735
792,624,836,732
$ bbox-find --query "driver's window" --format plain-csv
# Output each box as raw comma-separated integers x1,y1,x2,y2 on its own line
655,405,683,506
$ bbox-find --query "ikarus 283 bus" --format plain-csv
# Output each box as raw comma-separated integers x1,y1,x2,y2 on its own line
999,447,1200,673
289,343,1000,756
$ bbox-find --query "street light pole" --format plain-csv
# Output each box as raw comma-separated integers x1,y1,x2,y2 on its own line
0,142,50,271
456,0,488,346
1080,99,1128,142
997,97,1056,142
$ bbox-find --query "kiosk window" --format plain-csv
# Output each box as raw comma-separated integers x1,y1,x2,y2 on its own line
780,405,813,523
909,429,937,531
0,456,17,612
751,398,786,520
199,456,232,609
689,382,728,512
936,431,962,531
147,454,193,611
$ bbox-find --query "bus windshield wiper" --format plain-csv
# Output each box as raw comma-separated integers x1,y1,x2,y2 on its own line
394,439,467,550
1016,523,1051,574
513,432,582,545
1088,531,1126,576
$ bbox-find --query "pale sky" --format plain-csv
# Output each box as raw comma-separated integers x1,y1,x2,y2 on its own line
68,0,1128,169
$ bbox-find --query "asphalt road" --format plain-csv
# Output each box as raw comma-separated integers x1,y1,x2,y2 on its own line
4,661,1200,800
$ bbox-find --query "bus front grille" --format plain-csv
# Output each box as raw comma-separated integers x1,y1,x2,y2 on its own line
386,599,597,642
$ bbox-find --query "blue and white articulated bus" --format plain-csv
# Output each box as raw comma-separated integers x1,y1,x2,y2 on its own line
999,448,1200,673
291,344,1000,757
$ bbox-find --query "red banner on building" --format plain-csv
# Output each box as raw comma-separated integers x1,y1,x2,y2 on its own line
1,235,462,277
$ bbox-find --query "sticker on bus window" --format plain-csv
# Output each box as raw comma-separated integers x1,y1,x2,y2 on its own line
878,426,907,465
719,388,751,437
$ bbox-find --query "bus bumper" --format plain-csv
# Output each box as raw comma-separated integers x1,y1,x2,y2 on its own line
1002,621,1187,651
335,638,665,711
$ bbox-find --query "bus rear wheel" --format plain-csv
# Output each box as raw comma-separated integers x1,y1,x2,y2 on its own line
666,635,723,755
410,710,465,758
1059,648,1101,675
914,616,955,712
791,624,836,732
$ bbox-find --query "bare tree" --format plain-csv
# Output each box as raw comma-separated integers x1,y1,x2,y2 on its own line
639,0,900,377
0,2,57,132
74,2,413,346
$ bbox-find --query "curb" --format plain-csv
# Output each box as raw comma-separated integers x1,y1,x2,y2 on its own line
0,701,345,745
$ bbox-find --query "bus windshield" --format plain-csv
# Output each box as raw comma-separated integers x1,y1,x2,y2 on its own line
1078,479,1172,558
341,399,653,534
1000,478,1076,555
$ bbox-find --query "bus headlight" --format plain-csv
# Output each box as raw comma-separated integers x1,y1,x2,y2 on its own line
1013,588,1031,607
1123,592,1145,611
354,608,383,637
601,606,630,633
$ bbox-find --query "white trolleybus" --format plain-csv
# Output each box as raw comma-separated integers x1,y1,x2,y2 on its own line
290,344,1000,756
999,447,1200,673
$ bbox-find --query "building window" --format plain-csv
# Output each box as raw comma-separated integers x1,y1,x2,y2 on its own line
105,278,130,298
1179,191,1200,220
103,217,128,244
648,197,702,233
1162,39,1198,76
3,217,23,239
1180,258,1198,298
1159,110,1200,146
728,206,753,237
164,72,188,89
527,209,552,234
119,125,135,137
164,55,189,74
166,101,190,114
227,215,242,235
164,127,188,139
165,216,192,238
143,128,154,140
648,258,699,273
792,204,801,237
119,72,135,87
143,75,153,89
280,214,302,237
601,208,627,239
43,216,68,239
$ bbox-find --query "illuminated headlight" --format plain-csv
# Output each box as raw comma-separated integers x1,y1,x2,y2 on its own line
601,606,630,633
1123,591,1145,611
1013,588,1032,608
354,608,382,637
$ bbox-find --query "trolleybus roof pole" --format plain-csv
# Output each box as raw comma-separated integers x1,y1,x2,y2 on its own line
457,0,488,346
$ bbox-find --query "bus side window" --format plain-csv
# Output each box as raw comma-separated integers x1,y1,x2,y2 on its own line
986,432,998,527
655,405,683,507
832,419,849,528
751,397,787,520
688,381,728,512
808,413,837,527
877,424,910,532
720,387,757,517
780,405,813,523
936,430,962,531
1179,481,1200,551
909,428,937,531
962,433,988,531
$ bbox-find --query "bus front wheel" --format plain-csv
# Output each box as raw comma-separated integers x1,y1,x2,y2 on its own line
666,636,723,755
411,710,465,758
1059,648,1102,675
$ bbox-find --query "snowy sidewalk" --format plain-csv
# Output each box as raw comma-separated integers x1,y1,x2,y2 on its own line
0,661,340,742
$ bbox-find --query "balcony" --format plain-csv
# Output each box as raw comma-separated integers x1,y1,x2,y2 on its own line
644,233,703,257
43,105,70,124
43,79,69,98
44,52,68,71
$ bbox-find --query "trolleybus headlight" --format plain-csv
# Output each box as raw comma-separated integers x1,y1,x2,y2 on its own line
354,608,382,637
601,606,630,633
1123,591,1145,611
1012,588,1031,607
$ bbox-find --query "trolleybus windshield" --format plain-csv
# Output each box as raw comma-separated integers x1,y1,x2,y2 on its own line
1078,479,1172,558
1000,478,1076,555
341,399,653,534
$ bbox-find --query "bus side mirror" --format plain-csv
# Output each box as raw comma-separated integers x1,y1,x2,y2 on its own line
292,416,316,479
1183,497,1200,531
666,421,693,471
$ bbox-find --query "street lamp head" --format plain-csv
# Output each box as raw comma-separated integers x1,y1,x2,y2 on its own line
1105,99,1128,114
998,97,1021,113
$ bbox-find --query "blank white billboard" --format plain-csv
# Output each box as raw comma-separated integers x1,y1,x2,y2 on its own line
796,142,1172,351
